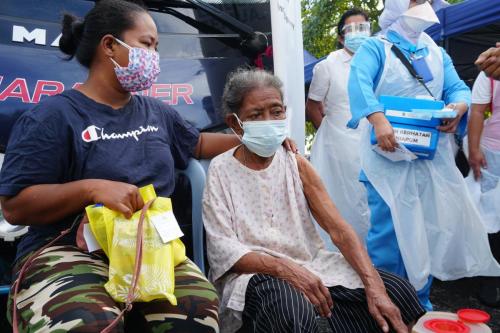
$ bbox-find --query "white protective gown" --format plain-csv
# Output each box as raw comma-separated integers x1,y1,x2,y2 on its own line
360,32,500,290
465,148,500,234
309,49,370,248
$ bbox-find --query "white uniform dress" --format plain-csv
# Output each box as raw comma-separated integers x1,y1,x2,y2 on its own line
309,49,370,248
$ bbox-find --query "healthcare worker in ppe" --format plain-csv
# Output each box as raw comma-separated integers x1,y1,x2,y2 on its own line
307,9,371,248
347,0,500,311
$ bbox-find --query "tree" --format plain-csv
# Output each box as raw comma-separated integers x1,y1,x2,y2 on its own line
302,0,381,59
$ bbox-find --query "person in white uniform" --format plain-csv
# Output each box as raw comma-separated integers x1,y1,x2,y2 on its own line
347,0,500,311
307,9,371,247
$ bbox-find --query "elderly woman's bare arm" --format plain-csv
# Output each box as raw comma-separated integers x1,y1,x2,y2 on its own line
296,154,379,285
296,154,407,333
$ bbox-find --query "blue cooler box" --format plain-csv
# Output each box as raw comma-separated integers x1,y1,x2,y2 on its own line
370,96,445,160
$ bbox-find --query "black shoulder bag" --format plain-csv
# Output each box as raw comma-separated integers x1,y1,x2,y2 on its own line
390,44,435,99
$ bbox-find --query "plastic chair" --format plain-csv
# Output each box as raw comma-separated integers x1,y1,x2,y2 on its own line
0,220,28,296
0,285,8,295
176,158,209,274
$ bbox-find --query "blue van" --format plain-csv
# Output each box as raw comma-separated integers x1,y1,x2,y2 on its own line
0,0,273,329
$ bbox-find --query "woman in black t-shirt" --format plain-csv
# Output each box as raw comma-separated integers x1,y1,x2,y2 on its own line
0,1,274,332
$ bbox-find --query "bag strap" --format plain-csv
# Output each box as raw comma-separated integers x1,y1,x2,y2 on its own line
391,44,436,99
12,226,74,333
101,198,155,333
491,77,495,113
12,200,155,333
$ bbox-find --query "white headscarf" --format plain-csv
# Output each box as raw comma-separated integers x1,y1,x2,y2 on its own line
379,0,447,44
379,0,411,34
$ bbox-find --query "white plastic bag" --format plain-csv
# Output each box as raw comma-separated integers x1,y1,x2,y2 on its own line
465,147,500,234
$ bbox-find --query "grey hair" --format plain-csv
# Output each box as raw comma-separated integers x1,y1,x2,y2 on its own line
222,68,284,116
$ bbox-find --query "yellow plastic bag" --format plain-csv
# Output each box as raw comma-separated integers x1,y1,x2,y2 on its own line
85,184,186,305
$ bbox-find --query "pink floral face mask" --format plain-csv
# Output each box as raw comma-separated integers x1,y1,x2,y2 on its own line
110,37,160,92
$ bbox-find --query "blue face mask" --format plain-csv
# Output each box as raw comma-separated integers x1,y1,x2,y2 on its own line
344,33,370,53
232,114,288,157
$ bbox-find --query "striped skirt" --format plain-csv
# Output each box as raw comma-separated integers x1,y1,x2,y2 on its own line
241,269,425,333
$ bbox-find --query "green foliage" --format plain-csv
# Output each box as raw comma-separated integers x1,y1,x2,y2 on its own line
305,121,316,152
302,0,381,59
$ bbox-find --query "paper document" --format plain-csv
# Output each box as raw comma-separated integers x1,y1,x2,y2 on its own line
432,108,457,119
480,170,499,193
83,224,102,252
151,211,184,243
411,108,457,119
372,143,418,162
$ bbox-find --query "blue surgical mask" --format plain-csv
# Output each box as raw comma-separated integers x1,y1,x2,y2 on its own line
232,114,288,157
344,33,370,53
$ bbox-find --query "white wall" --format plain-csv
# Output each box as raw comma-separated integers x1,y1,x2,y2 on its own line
270,0,306,153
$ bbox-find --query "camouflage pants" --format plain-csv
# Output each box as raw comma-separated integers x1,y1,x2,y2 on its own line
7,245,219,333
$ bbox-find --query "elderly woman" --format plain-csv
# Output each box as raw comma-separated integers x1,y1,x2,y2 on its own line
202,69,425,333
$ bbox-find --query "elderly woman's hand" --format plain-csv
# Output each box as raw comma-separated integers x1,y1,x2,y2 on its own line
365,287,408,333
276,258,333,317
282,137,299,153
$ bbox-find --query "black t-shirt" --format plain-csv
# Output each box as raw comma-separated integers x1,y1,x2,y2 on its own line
0,89,199,260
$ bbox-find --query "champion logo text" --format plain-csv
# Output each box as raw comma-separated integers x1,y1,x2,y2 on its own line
81,125,159,142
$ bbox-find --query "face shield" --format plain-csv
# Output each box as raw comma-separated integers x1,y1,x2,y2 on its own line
342,22,371,53
402,1,440,32
342,22,371,37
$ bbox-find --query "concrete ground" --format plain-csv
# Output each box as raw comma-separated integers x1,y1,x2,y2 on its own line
431,277,500,331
